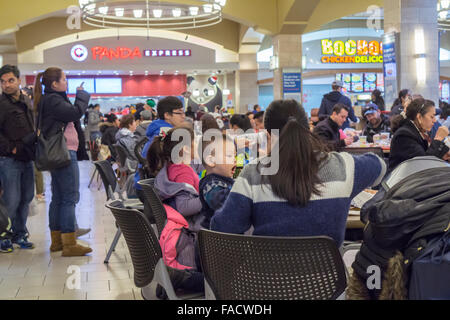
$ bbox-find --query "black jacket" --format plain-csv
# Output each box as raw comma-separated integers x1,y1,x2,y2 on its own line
100,123,119,146
199,173,234,229
318,91,357,129
390,103,403,117
389,120,449,171
352,168,450,299
313,117,345,151
38,88,90,161
0,93,36,162
363,115,390,143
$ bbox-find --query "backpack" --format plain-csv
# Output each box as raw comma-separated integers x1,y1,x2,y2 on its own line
0,198,13,240
159,204,197,271
408,230,450,300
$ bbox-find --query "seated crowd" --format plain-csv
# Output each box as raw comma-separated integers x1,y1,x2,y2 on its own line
1,64,449,300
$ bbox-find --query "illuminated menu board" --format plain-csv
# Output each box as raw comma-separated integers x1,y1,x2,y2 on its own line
335,73,384,94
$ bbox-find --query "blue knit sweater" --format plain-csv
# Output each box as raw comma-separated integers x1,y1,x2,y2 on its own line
210,152,386,246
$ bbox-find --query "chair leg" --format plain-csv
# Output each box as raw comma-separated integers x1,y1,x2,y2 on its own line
104,227,122,264
154,259,180,300
97,173,103,191
88,168,97,188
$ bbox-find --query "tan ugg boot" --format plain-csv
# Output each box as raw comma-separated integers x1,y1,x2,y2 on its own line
50,231,63,252
61,232,93,257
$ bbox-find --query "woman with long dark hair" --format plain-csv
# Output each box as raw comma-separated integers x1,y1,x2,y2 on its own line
389,98,450,171
210,99,386,246
34,68,92,256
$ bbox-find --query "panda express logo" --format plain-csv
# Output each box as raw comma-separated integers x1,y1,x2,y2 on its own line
71,44,89,62
91,46,142,60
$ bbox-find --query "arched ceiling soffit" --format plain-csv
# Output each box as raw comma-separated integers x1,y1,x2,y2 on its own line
2,0,384,37
15,16,240,54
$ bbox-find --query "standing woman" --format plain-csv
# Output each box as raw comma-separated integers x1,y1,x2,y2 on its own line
34,68,92,256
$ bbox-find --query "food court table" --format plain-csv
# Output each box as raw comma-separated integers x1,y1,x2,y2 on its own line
346,208,365,229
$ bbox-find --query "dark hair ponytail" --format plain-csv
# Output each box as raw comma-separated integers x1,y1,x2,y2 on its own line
264,99,326,207
146,125,194,176
33,67,63,113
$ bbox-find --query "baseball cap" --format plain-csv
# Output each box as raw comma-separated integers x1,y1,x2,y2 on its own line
332,80,344,88
146,99,156,108
364,103,379,117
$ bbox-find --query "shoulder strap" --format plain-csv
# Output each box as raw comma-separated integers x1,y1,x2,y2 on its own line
36,100,44,136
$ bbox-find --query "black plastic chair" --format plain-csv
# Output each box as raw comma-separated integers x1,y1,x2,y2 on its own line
197,230,347,300
138,179,167,237
94,160,143,264
105,200,202,300
343,147,385,159
135,137,149,167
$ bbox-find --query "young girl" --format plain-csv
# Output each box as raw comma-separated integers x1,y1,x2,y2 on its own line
147,125,203,231
146,124,204,298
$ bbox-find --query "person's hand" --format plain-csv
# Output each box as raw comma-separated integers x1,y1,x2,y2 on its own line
344,137,353,146
435,126,449,141
12,147,17,155
443,151,450,162
76,82,85,91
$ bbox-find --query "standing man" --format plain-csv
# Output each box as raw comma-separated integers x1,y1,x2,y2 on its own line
0,65,36,251
87,104,103,141
319,80,359,130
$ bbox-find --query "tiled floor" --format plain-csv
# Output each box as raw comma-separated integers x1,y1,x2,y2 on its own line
0,161,159,300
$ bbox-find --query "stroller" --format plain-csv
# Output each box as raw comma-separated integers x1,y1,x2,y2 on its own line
348,156,450,300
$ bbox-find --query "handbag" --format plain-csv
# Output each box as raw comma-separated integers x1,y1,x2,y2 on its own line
35,102,71,171
409,230,450,300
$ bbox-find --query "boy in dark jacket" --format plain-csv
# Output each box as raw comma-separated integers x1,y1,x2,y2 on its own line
199,133,236,229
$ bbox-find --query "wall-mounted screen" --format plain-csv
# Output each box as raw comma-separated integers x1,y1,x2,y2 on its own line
95,78,122,94
68,78,95,94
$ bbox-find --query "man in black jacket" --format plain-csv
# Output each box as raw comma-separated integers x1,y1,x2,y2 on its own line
0,65,36,251
362,103,391,143
314,104,354,151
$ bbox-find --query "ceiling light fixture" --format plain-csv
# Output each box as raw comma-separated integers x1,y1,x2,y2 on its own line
189,7,199,16
115,8,124,17
133,9,143,18
172,8,182,17
79,0,226,30
98,6,108,15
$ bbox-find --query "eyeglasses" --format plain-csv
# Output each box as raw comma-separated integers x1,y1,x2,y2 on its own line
172,112,185,116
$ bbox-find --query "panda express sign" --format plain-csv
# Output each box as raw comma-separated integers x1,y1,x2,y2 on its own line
70,44,192,61
321,39,383,64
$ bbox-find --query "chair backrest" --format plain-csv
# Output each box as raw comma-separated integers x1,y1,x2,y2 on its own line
105,200,161,288
114,144,129,169
344,147,385,158
94,160,118,200
138,179,167,237
198,230,347,300
135,137,149,167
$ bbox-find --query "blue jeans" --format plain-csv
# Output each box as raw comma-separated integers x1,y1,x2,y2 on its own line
0,157,35,240
49,151,80,233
